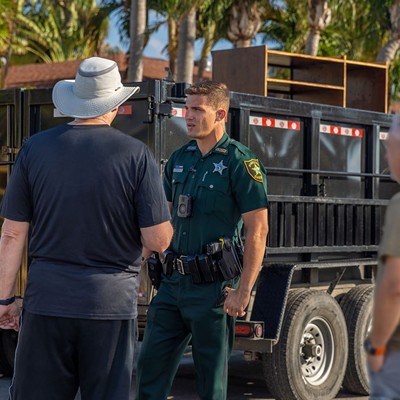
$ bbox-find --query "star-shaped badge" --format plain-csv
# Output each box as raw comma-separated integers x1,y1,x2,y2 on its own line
213,160,227,175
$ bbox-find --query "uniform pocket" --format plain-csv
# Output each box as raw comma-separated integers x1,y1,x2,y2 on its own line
172,170,190,203
197,175,230,214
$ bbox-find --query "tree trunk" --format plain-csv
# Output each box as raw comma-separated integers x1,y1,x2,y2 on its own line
376,39,400,62
127,0,146,82
168,18,178,79
197,22,216,80
305,29,321,56
176,6,196,83
227,1,261,49
304,0,331,56
376,0,400,62
236,38,252,48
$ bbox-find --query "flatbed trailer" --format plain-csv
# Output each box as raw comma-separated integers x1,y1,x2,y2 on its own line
0,67,397,399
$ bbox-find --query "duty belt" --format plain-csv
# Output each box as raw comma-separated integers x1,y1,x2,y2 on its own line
173,256,191,275
160,240,242,284
165,253,223,283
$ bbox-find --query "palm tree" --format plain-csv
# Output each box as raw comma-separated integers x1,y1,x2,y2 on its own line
305,0,331,55
18,0,117,63
318,0,387,60
377,0,400,62
260,0,309,52
147,0,184,78
128,0,146,82
196,0,233,80
0,0,27,87
227,0,265,48
176,4,196,83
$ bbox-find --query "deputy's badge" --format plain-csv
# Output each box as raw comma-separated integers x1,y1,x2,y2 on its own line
213,160,228,175
244,159,263,182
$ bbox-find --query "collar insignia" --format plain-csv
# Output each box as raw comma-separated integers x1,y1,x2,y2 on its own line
186,145,197,151
244,159,263,182
215,147,228,154
212,160,228,175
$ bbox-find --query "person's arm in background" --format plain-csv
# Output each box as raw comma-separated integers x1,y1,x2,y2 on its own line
141,219,173,255
0,219,29,331
141,202,173,260
223,208,268,317
368,255,400,371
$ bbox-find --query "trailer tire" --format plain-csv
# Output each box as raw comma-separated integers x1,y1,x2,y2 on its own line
262,289,348,400
0,329,17,377
339,284,373,395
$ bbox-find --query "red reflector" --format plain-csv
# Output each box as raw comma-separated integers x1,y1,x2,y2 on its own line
235,324,253,337
118,105,133,115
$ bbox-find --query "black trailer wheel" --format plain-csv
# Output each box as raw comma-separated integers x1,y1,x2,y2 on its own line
0,329,17,377
339,284,373,395
262,289,348,400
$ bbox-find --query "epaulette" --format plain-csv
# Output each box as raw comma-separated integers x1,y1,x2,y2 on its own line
228,139,248,156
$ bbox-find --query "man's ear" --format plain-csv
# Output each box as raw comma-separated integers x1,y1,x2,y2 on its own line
216,110,226,121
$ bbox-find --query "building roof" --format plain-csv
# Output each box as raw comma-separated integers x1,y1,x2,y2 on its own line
4,54,211,89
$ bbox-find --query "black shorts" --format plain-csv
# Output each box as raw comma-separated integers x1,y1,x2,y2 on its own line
9,310,135,400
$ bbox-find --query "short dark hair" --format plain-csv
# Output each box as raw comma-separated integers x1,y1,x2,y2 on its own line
185,81,230,110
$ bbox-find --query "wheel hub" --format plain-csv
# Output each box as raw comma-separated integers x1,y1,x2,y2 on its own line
300,317,335,386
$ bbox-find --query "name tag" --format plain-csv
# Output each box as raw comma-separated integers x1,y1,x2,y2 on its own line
173,165,184,173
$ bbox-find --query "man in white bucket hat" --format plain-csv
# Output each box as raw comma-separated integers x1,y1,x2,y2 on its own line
0,57,173,399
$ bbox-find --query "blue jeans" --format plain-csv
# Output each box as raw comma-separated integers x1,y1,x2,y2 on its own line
368,351,400,400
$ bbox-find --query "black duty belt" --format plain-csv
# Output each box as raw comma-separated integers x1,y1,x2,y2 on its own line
161,243,242,284
173,256,191,275
167,254,223,284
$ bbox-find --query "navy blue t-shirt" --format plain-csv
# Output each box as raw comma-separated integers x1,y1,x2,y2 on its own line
0,124,170,319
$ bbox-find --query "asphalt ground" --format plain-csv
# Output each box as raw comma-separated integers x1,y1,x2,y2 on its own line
0,349,368,400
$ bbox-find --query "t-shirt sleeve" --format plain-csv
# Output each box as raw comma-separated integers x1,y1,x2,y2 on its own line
231,152,269,214
379,194,400,260
134,148,171,228
0,147,32,222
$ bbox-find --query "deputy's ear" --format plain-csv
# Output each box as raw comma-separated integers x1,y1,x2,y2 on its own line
216,110,226,121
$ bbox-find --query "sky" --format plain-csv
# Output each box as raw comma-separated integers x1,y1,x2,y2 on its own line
105,10,265,61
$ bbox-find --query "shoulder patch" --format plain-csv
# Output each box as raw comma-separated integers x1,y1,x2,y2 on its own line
244,159,263,182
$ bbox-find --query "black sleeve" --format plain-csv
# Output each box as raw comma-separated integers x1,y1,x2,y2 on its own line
0,146,32,222
134,148,171,228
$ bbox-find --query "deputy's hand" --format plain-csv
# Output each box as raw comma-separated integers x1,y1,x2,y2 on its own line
223,287,250,317
367,354,385,372
0,303,21,331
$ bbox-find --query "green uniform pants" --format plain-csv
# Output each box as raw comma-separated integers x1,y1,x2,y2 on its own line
136,271,237,400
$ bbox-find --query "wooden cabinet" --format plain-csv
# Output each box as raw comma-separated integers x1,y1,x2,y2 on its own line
212,46,388,112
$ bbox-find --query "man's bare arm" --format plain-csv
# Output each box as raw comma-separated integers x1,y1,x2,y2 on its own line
370,256,400,347
140,219,173,255
0,219,29,330
224,208,268,317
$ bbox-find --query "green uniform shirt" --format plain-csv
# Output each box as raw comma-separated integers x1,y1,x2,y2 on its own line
164,133,268,255
377,192,400,351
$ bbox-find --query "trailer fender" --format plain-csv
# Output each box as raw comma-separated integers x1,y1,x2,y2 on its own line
251,263,296,341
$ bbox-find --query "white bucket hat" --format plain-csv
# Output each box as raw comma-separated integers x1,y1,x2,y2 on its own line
52,57,140,118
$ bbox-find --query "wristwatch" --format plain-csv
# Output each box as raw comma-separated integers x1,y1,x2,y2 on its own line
364,337,386,356
0,296,16,306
